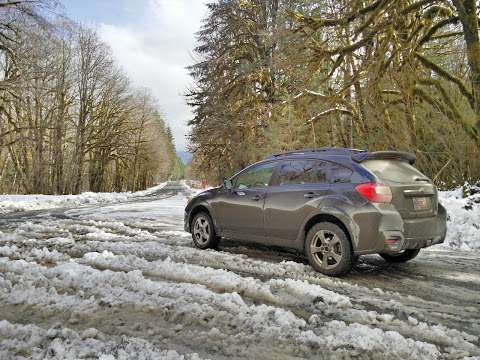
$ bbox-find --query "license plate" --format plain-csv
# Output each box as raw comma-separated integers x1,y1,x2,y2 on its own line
413,197,429,210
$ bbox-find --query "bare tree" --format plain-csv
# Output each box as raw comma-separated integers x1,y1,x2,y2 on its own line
70,28,111,193
0,6,178,194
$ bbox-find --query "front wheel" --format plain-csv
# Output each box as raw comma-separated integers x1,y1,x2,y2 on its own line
305,222,353,277
379,249,420,263
191,212,220,249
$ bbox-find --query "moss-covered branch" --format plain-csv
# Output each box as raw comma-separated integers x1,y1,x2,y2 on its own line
416,52,474,108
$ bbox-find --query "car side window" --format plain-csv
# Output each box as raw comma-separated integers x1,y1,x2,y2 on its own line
327,163,353,183
234,162,277,190
278,160,328,185
278,160,352,185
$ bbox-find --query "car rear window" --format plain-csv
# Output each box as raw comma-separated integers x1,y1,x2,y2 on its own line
362,159,426,182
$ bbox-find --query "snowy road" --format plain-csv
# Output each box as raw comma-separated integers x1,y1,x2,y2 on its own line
0,182,479,359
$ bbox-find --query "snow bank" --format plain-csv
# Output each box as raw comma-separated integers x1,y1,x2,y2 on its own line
439,185,480,251
0,183,167,214
129,182,169,197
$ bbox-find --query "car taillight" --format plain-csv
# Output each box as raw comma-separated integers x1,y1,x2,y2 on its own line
355,182,392,203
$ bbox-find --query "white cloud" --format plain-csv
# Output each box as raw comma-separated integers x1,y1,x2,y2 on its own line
98,0,209,151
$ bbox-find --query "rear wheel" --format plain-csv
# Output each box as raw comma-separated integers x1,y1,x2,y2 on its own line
380,249,420,263
191,212,220,249
305,222,353,277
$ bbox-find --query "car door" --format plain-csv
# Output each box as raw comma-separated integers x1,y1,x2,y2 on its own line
264,159,338,245
214,161,278,242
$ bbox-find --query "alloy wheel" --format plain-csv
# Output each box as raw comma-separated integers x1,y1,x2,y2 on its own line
193,215,211,245
311,229,343,269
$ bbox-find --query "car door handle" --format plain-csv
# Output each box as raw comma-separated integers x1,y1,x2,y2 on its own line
251,195,263,201
304,192,320,199
234,191,246,196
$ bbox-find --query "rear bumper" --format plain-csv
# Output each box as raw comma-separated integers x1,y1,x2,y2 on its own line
353,203,447,255
376,227,446,253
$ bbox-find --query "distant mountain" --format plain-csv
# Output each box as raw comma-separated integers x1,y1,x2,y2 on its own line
177,151,193,165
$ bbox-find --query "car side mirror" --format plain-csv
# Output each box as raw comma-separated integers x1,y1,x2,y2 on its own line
223,179,233,190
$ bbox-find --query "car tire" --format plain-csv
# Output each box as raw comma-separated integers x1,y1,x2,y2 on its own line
305,222,353,277
379,249,420,263
191,212,220,249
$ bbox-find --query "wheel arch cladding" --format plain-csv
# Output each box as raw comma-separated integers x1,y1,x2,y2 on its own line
189,205,212,229
303,213,354,252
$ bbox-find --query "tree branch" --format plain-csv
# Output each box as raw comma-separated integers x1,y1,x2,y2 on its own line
418,16,459,47
416,52,474,108
308,108,353,123
292,0,391,31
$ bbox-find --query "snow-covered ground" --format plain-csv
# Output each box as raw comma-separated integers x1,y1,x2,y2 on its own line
2,181,478,250
439,185,480,251
0,182,479,359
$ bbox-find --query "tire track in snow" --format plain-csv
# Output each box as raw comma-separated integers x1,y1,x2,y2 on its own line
1,217,480,349
80,250,479,357
0,257,444,359
0,240,477,358
2,214,480,345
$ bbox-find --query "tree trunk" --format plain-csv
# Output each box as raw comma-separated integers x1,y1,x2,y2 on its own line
453,0,480,137
52,109,65,194
401,64,418,148
52,41,69,195
72,122,85,194
89,151,107,192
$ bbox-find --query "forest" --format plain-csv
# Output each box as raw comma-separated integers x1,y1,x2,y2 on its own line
0,1,180,194
187,0,480,187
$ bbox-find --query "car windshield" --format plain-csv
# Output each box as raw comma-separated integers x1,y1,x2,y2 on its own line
234,162,276,189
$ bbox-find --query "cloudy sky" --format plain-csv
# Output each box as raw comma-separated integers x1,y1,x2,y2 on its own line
61,0,210,151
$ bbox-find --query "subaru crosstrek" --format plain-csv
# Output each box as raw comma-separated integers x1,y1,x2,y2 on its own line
184,148,447,276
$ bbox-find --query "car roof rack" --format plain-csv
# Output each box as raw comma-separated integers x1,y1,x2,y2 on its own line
265,147,366,160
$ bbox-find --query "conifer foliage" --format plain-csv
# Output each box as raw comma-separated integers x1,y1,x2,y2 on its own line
188,0,480,186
